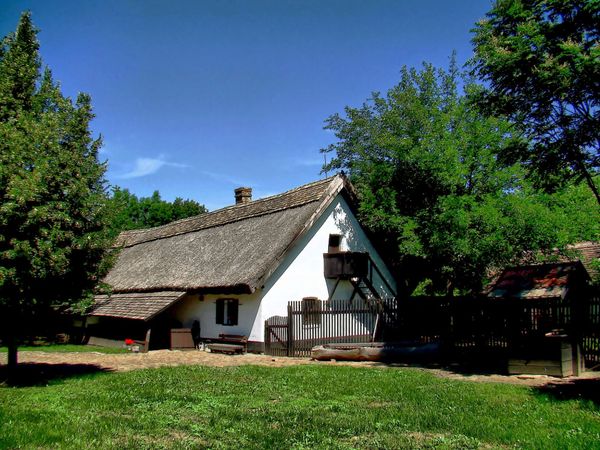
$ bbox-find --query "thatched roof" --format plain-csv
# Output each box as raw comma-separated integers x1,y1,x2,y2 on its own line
92,291,186,321
102,174,355,295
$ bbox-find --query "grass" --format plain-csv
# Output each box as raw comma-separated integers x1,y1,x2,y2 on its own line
1,365,599,449
0,344,127,354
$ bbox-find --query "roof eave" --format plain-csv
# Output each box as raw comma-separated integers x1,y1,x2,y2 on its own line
109,284,255,296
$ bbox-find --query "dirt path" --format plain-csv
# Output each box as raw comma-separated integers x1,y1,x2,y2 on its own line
3,349,314,372
2,349,599,387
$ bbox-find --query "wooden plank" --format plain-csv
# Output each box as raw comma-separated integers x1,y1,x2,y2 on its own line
288,303,295,356
264,319,270,354
508,362,564,377
207,343,244,354
140,328,151,353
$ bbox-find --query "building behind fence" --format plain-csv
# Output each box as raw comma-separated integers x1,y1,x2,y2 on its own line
264,291,600,366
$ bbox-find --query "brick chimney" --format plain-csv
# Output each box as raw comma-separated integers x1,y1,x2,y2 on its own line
234,187,252,205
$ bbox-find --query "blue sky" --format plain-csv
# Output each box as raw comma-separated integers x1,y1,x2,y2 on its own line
1,1,492,210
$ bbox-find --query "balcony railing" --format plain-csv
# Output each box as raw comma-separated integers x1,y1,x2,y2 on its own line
323,252,369,279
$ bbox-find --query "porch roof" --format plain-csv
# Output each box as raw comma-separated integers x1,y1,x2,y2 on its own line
90,291,186,321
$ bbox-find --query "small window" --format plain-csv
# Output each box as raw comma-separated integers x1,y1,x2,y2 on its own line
216,298,239,326
302,297,322,326
328,234,342,253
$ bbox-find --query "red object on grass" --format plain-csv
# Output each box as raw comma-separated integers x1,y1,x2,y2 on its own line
125,338,134,345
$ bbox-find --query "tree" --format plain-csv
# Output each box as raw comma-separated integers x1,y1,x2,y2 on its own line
470,0,600,206
171,196,207,223
0,12,115,381
109,187,207,232
322,60,596,295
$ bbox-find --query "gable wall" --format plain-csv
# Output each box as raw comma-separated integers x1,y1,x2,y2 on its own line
251,194,396,341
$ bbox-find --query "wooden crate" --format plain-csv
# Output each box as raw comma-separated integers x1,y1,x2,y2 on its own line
508,338,583,377
170,328,194,350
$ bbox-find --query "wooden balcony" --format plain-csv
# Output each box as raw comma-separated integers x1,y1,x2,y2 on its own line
323,252,369,279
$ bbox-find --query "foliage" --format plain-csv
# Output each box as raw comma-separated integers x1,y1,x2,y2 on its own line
109,187,207,232
470,0,600,205
322,61,597,295
539,178,600,243
1,364,599,448
0,13,115,371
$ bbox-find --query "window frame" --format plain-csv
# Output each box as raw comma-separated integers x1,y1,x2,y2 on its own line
216,298,239,326
328,234,342,253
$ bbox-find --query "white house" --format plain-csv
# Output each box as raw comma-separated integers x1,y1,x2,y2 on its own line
88,174,397,351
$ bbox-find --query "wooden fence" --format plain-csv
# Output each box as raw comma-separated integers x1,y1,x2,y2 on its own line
385,293,600,365
264,291,600,365
580,292,600,366
263,315,289,357
265,299,385,357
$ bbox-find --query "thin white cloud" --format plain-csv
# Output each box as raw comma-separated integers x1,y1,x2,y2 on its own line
116,157,190,179
290,154,327,168
199,170,253,187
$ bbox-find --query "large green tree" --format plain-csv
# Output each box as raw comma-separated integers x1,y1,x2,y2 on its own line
110,187,207,232
322,61,597,296
0,13,115,380
470,0,600,205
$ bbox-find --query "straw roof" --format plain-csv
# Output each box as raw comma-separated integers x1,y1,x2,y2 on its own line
92,291,186,321
103,174,354,295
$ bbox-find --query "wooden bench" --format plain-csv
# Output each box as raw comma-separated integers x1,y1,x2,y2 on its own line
206,334,248,354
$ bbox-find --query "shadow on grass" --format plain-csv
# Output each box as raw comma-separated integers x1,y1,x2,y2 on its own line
363,353,600,406
356,354,511,378
534,378,600,406
0,362,113,387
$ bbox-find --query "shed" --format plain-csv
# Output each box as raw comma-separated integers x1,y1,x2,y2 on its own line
487,261,591,377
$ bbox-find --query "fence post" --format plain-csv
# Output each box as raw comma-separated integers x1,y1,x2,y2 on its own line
287,303,294,357
264,319,269,355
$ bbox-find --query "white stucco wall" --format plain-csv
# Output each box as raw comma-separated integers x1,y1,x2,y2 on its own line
169,292,261,340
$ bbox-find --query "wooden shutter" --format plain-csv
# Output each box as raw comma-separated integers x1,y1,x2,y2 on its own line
216,299,224,324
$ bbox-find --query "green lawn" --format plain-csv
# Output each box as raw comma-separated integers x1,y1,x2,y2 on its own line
0,344,127,354
0,365,599,449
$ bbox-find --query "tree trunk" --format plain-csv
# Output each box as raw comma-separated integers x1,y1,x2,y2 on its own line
582,166,600,208
6,338,18,385
312,343,440,361
446,280,455,297
575,155,600,207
